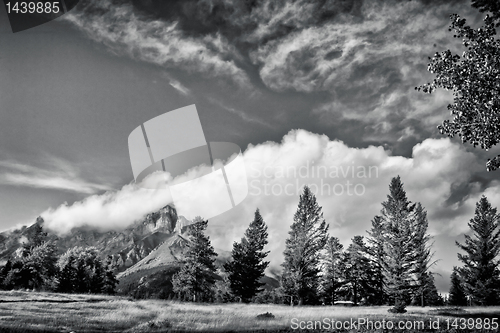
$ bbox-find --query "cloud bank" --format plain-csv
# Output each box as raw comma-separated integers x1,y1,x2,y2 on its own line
38,129,498,290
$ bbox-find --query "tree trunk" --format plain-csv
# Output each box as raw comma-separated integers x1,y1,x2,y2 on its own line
354,281,358,305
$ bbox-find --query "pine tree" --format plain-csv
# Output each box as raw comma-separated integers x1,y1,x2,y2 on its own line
102,256,118,295
56,246,109,294
411,203,435,307
366,215,386,305
224,209,270,302
172,217,218,302
0,260,12,290
321,236,344,305
380,176,416,313
448,266,467,306
281,186,329,305
57,255,77,293
342,236,373,305
420,273,444,306
456,196,500,305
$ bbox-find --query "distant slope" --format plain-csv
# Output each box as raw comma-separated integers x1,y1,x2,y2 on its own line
118,232,232,278
0,205,183,272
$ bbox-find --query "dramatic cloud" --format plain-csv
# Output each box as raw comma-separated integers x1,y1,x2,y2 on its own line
41,172,173,235
0,158,112,194
64,0,251,88
63,0,481,148
39,129,498,290
206,130,486,249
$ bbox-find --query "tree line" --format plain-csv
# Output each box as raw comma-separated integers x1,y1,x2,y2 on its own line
173,175,500,312
0,224,117,294
2,175,498,309
168,176,442,312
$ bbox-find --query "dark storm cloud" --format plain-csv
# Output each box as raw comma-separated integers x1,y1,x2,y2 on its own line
66,0,469,92
63,0,492,194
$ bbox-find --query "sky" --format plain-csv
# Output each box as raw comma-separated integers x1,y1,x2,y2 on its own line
1,0,499,294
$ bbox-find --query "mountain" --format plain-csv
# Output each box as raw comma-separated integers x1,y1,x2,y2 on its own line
0,205,182,272
0,205,280,298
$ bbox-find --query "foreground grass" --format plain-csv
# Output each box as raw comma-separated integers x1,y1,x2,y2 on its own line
1,291,500,332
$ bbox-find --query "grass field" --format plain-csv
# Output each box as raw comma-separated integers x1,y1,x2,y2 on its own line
1,291,500,332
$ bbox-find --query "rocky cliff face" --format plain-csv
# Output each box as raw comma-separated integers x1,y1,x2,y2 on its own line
0,205,183,272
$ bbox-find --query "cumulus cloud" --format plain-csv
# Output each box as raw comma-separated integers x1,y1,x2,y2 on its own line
0,158,112,194
206,129,485,251
38,129,497,288
41,172,173,235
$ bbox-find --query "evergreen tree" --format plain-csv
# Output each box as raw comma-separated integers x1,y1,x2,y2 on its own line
281,186,329,305
1,259,25,290
380,176,416,313
102,256,118,295
0,260,12,290
411,203,435,306
224,209,270,302
57,255,77,293
448,266,467,306
342,236,373,305
366,215,386,305
411,273,443,306
456,196,500,305
321,236,344,305
172,217,218,302
56,246,111,294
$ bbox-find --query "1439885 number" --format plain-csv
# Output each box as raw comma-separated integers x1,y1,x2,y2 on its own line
6,2,60,14
446,318,498,330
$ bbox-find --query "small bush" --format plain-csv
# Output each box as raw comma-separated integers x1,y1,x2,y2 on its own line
256,312,275,320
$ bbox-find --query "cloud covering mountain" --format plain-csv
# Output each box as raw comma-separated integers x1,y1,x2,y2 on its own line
37,129,500,292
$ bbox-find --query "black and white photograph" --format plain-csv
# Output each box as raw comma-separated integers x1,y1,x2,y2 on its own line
1,0,500,332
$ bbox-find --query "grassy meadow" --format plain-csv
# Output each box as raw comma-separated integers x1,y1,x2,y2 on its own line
1,291,500,332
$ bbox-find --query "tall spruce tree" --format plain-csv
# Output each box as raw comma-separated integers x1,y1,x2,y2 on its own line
448,266,467,306
380,176,416,313
366,215,386,305
172,217,218,302
224,209,270,302
321,236,344,305
411,203,435,307
281,186,329,305
456,196,500,305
